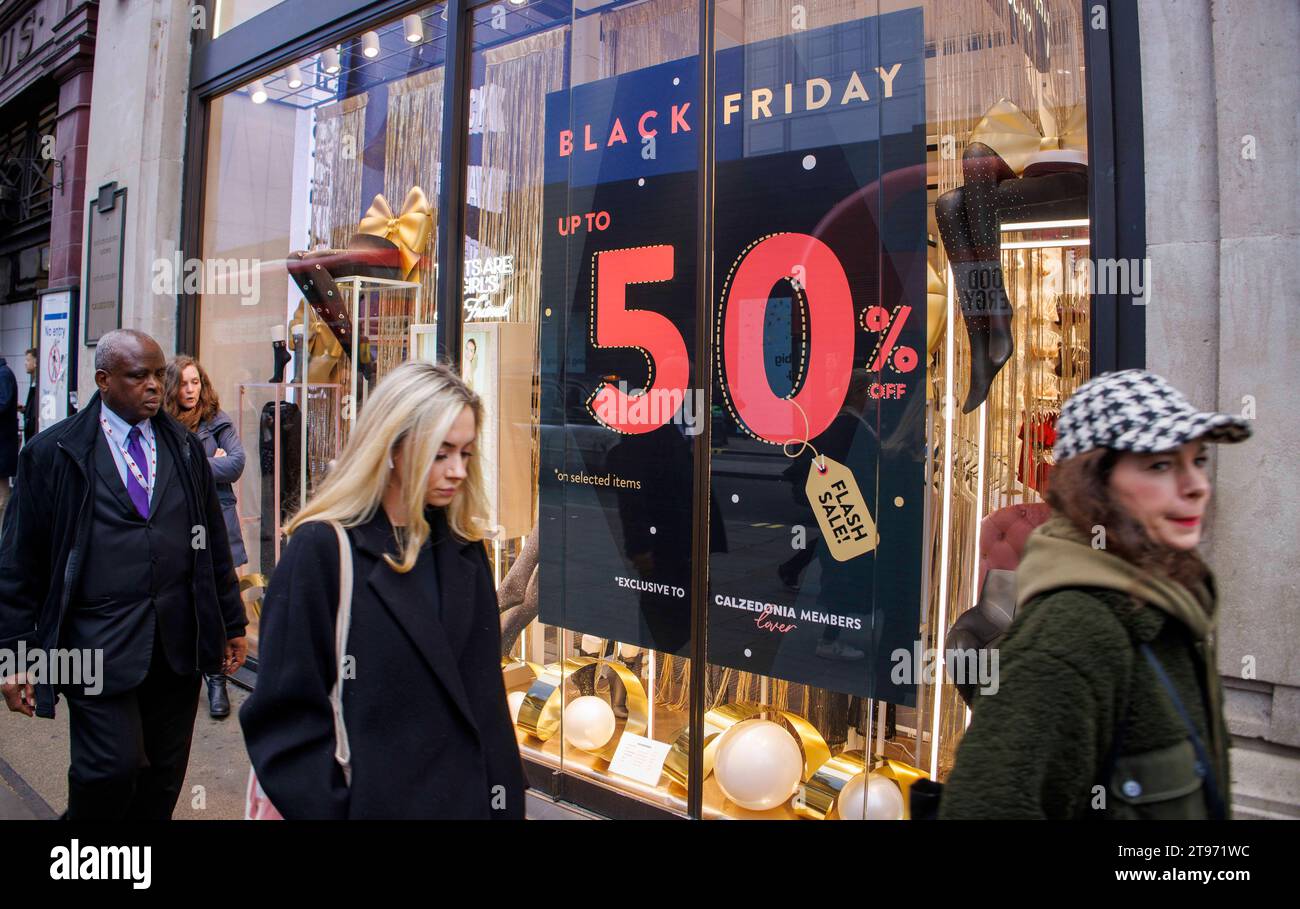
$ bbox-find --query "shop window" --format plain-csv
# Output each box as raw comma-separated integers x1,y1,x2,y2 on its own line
196,0,1094,818
197,4,448,658
466,0,703,816
496,0,1092,819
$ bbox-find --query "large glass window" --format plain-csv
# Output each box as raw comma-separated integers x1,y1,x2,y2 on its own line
195,0,1094,817
198,4,448,657
471,0,702,816
491,0,1092,819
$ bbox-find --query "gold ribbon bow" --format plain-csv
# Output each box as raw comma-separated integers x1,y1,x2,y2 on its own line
290,301,346,384
356,187,433,279
968,98,1087,176
289,301,375,386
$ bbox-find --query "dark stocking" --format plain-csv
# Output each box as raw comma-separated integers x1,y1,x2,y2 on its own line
935,143,1016,413
937,143,1089,413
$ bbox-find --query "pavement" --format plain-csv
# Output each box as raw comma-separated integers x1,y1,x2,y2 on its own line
0,678,586,820
0,681,253,820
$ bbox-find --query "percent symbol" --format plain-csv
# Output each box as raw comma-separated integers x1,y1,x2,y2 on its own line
862,304,918,373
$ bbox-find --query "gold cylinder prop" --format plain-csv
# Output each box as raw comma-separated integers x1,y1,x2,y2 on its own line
238,573,270,621
511,657,648,763
803,754,929,820
872,758,929,820
800,749,867,821
662,702,832,795
661,700,929,819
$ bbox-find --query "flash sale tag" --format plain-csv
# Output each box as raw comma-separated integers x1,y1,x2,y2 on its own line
807,456,879,561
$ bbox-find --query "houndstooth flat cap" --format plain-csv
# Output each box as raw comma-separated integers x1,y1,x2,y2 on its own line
1053,370,1252,462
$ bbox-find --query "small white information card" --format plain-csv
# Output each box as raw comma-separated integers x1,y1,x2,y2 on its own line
607,732,672,786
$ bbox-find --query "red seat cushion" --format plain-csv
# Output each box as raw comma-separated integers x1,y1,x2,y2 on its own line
977,503,1052,595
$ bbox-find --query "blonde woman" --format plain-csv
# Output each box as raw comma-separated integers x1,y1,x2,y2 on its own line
239,361,525,819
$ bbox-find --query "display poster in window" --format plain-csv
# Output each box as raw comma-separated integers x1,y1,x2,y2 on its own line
539,57,701,657
706,10,928,703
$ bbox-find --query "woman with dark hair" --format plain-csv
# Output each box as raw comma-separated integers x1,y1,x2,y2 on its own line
940,370,1251,819
165,355,247,718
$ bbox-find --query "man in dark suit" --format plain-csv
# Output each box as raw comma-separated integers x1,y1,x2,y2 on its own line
0,329,247,819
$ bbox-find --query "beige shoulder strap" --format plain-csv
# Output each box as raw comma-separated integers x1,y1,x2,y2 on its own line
327,521,354,785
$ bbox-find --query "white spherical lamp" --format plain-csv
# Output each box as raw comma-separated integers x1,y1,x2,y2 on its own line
712,719,803,811
507,690,526,725
837,771,905,820
562,696,617,752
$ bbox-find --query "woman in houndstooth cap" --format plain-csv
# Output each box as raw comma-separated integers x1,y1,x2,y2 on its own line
940,370,1250,819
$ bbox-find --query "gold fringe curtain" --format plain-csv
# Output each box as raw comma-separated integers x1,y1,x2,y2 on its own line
305,96,365,462
930,0,1085,153
359,67,449,383
310,95,367,251
599,0,698,77
386,67,446,328
986,244,1090,505
478,29,566,542
478,29,567,329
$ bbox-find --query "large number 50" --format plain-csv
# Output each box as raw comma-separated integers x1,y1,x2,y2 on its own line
588,233,854,443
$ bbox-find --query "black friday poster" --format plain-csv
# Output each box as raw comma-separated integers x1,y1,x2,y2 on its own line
706,9,928,703
538,57,700,657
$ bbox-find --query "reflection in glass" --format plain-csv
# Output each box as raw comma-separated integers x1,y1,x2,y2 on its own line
198,5,448,657
478,0,701,816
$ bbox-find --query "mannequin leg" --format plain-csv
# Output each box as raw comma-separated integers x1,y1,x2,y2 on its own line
936,143,1017,413
498,527,539,657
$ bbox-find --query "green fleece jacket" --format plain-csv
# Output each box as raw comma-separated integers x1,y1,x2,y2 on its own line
939,515,1230,820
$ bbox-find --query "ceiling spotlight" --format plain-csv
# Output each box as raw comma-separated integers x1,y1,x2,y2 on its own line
510,0,527,5
361,30,380,58
285,64,304,89
404,14,424,43
320,47,341,74
249,80,268,103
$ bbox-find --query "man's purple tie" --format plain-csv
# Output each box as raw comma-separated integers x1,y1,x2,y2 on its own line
125,426,150,519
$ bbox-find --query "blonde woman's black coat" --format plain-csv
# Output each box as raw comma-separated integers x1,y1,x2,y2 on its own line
240,508,526,819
